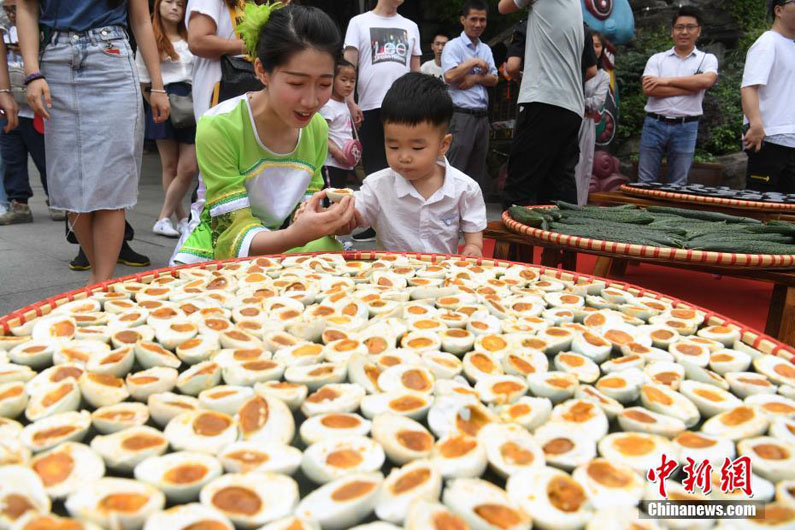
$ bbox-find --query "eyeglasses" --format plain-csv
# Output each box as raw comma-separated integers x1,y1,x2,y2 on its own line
673,24,700,32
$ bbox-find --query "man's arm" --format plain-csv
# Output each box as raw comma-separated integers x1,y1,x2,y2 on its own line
187,14,244,59
410,55,420,73
643,85,693,97
742,85,765,152
498,0,522,14
343,47,359,70
479,73,499,87
0,40,18,131
343,47,363,127
661,72,718,91
444,58,487,85
505,57,522,79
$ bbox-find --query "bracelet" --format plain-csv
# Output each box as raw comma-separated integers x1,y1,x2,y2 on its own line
150,89,167,94
23,72,45,85
0,89,10,94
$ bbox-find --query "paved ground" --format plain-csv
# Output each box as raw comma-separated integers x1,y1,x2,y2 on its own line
0,154,503,316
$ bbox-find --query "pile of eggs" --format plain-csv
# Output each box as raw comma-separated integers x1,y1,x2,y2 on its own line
1,253,795,530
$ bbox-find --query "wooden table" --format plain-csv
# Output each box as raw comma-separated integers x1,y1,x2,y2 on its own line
485,219,795,347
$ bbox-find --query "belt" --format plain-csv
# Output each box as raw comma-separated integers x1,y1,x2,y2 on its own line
454,107,489,118
647,112,700,124
50,25,128,45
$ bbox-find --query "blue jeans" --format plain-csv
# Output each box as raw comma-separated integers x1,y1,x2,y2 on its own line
637,116,699,185
1,117,47,203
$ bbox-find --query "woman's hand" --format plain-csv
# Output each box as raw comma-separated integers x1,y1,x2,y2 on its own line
290,191,356,242
0,92,18,132
150,91,171,123
25,77,51,120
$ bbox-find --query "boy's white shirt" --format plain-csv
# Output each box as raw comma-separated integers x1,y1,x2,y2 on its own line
354,157,488,254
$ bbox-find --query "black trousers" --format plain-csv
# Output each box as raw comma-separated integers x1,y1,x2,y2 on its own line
359,108,389,176
0,117,47,203
502,102,582,209
746,141,795,194
323,166,355,189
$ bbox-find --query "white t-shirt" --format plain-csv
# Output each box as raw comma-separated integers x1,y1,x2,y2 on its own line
421,59,443,80
643,47,719,117
354,158,488,254
135,39,195,85
742,31,795,147
320,98,354,170
185,0,236,121
344,11,422,111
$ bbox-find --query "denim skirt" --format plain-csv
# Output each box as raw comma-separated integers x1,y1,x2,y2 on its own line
40,26,143,213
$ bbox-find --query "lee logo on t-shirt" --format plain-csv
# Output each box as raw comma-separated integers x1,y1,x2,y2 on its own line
370,28,410,65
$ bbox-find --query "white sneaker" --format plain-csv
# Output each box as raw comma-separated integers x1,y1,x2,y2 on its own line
153,218,180,238
177,217,190,236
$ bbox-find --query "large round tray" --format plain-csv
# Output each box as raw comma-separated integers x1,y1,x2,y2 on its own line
620,183,795,212
502,208,795,270
3,251,793,364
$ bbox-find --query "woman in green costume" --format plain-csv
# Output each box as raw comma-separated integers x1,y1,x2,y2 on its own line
171,2,357,264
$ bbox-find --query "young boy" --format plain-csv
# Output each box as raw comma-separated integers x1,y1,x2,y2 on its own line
320,59,358,189
353,73,487,256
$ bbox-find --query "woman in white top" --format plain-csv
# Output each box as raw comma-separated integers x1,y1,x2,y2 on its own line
574,31,611,206
136,0,197,237
172,0,291,252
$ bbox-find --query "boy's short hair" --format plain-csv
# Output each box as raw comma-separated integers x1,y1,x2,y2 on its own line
381,72,454,129
672,5,702,26
335,58,356,74
462,0,488,16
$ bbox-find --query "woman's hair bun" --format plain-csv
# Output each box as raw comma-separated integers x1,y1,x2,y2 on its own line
238,1,285,58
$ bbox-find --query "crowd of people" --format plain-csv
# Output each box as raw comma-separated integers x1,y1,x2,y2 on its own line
0,0,792,285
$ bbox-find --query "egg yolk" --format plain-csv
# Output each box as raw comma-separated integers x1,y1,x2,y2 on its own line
212,486,262,515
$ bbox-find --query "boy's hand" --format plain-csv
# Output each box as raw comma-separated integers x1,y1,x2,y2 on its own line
332,197,362,236
460,244,483,257
461,232,484,257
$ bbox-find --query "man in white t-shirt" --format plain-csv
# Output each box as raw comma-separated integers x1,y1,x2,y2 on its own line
344,0,421,176
637,6,718,186
742,0,795,193
344,0,421,242
421,33,448,80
